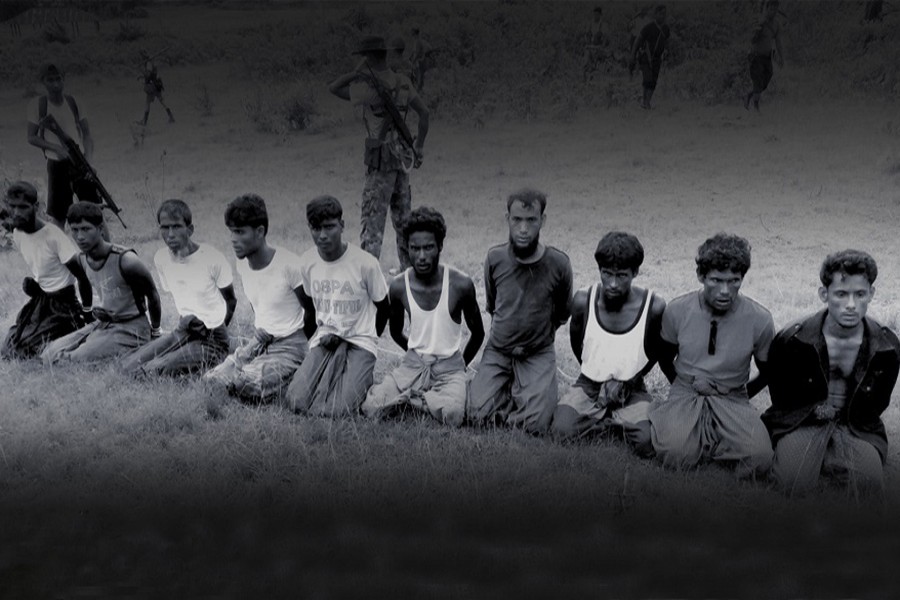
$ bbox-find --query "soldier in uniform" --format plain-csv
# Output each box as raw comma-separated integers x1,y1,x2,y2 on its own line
328,35,429,275
137,50,175,126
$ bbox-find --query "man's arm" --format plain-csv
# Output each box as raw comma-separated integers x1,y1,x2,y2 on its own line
328,59,367,101
483,254,495,317
657,340,678,383
374,297,390,337
388,277,408,351
747,359,769,399
552,259,574,330
642,294,672,379
569,289,589,364
27,122,68,159
459,277,485,366
64,257,93,311
120,252,161,334
407,95,429,157
219,284,237,327
296,286,317,340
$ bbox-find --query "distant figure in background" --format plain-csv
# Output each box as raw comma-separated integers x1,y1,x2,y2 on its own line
1,181,93,360
42,203,161,365
362,207,485,426
26,63,101,230
583,6,611,82
408,26,434,92
629,4,670,109
744,0,785,112
763,250,900,499
121,199,236,378
137,50,175,126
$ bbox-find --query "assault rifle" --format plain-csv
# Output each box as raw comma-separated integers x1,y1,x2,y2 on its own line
40,114,127,228
361,63,422,170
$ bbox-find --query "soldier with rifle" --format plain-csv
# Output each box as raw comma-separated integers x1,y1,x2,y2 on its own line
27,63,101,230
328,35,429,275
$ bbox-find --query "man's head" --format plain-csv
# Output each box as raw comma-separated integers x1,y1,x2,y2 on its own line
696,233,751,314
506,188,546,258
404,206,446,278
353,35,387,64
66,202,105,253
818,250,877,329
39,63,64,94
307,195,344,259
595,231,644,307
224,194,268,259
157,199,194,253
654,4,667,24
4,181,39,231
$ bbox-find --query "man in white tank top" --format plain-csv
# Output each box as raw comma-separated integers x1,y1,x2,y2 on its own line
551,232,670,457
361,208,485,426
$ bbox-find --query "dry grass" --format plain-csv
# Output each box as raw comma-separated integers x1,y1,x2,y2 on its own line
2,2,900,597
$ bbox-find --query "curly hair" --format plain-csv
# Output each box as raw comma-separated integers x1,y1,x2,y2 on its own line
594,231,644,272
403,206,446,248
67,201,104,226
820,249,878,286
225,194,268,234
506,188,547,214
6,181,38,204
695,233,752,277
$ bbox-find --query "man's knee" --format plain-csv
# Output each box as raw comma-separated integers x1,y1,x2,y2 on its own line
550,404,582,441
624,420,654,458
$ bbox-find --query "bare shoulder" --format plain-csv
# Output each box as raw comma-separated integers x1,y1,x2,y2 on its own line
647,289,667,317
448,266,476,293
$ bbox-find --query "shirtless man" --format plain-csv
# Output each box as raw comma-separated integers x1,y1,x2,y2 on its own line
763,250,900,497
551,232,670,457
361,207,485,426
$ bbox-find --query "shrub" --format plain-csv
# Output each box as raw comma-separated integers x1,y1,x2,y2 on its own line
114,20,146,43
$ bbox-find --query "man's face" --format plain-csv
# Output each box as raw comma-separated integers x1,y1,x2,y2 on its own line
309,217,344,258
819,273,873,330
70,220,104,253
228,224,263,259
506,200,544,257
600,266,636,308
41,73,64,95
158,211,193,253
699,269,744,314
408,231,441,278
5,196,37,230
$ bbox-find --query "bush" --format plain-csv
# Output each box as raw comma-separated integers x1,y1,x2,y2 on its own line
192,83,214,117
243,85,318,135
43,22,71,45
114,20,146,43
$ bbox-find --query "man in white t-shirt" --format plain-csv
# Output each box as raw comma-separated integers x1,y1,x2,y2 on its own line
26,63,101,230
1,181,93,359
203,194,308,407
285,195,390,417
121,199,237,377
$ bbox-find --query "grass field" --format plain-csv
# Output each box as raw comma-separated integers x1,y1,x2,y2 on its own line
3,2,900,598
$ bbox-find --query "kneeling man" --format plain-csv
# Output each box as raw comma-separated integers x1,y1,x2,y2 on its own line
285,196,390,417
42,203,161,364
551,231,669,456
648,233,775,478
763,250,900,497
361,207,485,426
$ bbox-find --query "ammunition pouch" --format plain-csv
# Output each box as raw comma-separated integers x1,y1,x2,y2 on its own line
363,138,403,173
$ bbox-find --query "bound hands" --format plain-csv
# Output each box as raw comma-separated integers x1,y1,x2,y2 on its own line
319,333,342,352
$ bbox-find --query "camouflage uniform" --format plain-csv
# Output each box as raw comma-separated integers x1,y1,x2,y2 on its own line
350,71,418,270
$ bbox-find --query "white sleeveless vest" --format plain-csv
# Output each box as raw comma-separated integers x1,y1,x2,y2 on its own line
406,266,461,358
580,286,651,382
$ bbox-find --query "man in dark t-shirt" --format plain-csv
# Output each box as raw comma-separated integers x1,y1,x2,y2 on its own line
629,5,670,110
468,188,573,435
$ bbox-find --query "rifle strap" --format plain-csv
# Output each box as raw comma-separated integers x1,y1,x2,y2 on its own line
38,95,83,142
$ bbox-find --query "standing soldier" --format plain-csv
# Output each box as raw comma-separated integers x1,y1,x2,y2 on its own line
629,5,670,110
744,0,785,112
328,35,429,275
408,27,434,92
137,49,175,126
26,63,101,230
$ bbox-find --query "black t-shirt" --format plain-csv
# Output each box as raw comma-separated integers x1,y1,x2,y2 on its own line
639,21,670,60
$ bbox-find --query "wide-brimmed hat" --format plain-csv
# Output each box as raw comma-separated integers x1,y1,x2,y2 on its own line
353,35,387,55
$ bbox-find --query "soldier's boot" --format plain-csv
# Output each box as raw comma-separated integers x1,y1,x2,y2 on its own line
136,111,149,126
166,108,175,123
